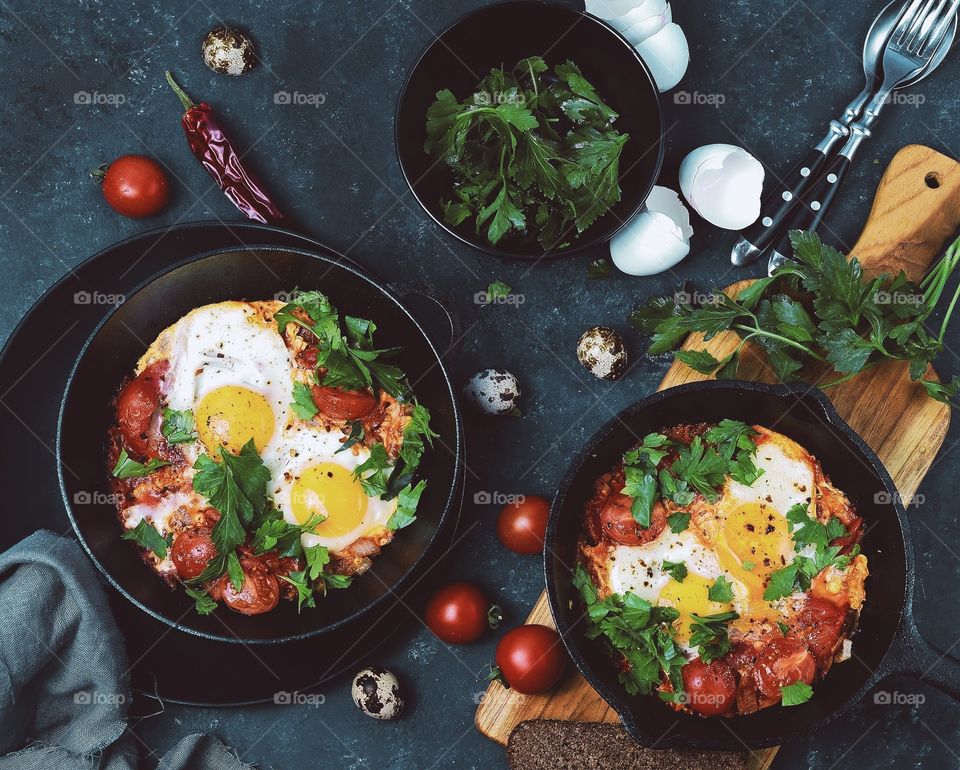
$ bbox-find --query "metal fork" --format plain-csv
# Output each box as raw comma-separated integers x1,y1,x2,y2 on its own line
767,0,960,273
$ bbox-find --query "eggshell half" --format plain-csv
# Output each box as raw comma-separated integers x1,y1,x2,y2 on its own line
679,144,765,230
606,0,670,40
610,186,693,276
634,22,689,92
584,0,647,19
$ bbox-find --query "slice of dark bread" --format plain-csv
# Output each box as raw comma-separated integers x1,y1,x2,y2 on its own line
506,720,748,770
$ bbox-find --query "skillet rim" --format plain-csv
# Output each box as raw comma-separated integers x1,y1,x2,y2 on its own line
56,243,464,645
543,379,912,749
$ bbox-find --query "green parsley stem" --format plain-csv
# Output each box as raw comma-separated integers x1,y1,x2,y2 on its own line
732,324,826,361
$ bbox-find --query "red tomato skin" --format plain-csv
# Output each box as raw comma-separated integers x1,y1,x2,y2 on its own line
681,657,737,716
495,624,566,694
599,494,667,546
793,598,846,666
170,528,216,580
755,637,816,699
496,496,550,554
310,384,377,421
116,360,168,458
424,582,489,644
102,155,170,218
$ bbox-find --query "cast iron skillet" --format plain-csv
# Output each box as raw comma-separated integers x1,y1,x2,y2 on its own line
57,245,463,645
545,380,960,749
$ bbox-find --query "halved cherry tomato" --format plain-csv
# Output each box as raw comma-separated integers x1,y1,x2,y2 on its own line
755,637,816,699
311,384,377,421
599,493,667,545
116,360,168,458
793,598,846,665
101,155,170,218
497,496,550,554
681,657,736,716
425,582,494,644
494,624,566,694
209,557,279,615
170,528,216,580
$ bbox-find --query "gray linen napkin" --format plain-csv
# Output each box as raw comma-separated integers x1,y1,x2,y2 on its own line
0,530,255,770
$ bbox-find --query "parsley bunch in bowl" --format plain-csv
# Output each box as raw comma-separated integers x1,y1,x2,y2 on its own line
424,57,630,251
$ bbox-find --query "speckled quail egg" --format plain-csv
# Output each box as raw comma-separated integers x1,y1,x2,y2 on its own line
577,327,627,380
462,369,521,415
351,667,404,720
201,26,258,76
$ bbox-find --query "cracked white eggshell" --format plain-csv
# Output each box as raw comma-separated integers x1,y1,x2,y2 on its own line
679,144,765,230
634,22,689,92
606,0,671,41
610,186,693,276
585,0,647,19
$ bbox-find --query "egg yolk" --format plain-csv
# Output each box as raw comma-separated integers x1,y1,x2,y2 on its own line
196,385,275,455
291,462,368,537
658,573,732,644
718,501,792,601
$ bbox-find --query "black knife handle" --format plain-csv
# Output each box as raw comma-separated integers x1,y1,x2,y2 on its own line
738,147,831,253
770,154,853,263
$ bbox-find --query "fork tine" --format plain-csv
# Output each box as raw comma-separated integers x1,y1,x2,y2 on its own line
892,0,927,42
919,0,960,54
900,0,939,47
910,0,949,49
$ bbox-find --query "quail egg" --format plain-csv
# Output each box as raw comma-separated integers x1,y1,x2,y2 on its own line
463,369,521,415
202,26,258,76
351,667,404,720
577,327,627,380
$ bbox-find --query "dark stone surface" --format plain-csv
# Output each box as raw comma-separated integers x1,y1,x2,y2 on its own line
1,0,959,767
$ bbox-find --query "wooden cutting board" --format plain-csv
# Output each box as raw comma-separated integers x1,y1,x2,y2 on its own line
475,144,960,769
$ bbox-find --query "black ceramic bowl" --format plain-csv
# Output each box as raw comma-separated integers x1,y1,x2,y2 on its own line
57,246,463,645
545,380,960,749
395,0,663,260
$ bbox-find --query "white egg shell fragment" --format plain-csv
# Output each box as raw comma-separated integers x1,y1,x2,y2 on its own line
610,186,693,276
462,369,521,415
634,22,689,92
351,667,404,720
585,0,647,18
601,0,671,40
679,144,765,230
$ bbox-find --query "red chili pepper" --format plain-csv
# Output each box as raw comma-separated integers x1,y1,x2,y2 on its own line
164,71,290,227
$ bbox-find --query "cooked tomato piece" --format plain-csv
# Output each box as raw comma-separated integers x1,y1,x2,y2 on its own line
831,514,863,554
209,557,280,615
311,384,377,420
755,637,816,699
170,528,216,580
793,598,846,665
681,657,737,716
116,360,168,458
599,493,667,545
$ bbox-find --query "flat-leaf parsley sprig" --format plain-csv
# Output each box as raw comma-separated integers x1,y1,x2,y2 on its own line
631,231,960,405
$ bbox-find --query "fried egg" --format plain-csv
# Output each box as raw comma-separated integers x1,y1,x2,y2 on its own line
601,427,819,648
145,301,293,461
269,424,398,553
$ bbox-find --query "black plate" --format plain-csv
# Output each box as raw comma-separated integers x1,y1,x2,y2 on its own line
395,0,663,260
545,381,960,749
0,222,463,705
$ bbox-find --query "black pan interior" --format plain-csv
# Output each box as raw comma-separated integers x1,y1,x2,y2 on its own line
395,0,663,258
58,247,461,644
546,381,909,749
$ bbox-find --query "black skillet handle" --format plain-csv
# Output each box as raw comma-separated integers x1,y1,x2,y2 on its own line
387,282,459,354
883,614,960,701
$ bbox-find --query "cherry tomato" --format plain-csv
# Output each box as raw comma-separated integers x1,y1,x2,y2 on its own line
494,624,566,694
209,557,279,615
497,496,550,554
116,360,168,458
311,384,377,421
101,155,170,218
425,582,493,644
599,494,667,546
681,657,736,716
170,528,216,580
755,637,816,699
793,598,846,665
